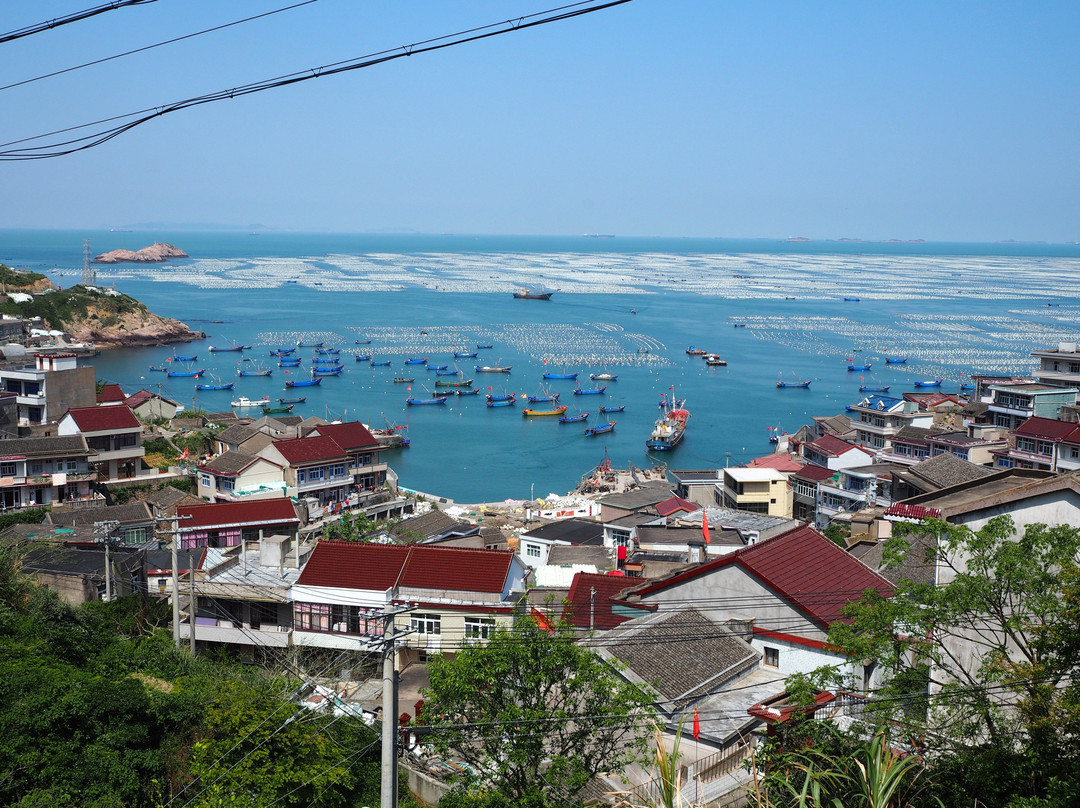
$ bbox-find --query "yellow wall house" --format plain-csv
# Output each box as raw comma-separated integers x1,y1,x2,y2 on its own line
720,467,793,519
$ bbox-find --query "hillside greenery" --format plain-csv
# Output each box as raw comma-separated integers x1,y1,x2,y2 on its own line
0,282,146,331
0,264,47,286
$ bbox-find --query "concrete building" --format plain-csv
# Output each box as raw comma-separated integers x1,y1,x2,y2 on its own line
1031,341,1080,390
986,383,1079,431
720,467,792,518
57,405,145,481
0,353,95,427
0,434,96,510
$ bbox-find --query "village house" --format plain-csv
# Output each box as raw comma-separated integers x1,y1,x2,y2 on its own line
124,389,180,421
847,394,935,452
57,404,146,481
719,467,793,518
800,433,876,471
0,353,96,429
48,501,157,546
196,451,286,502
993,416,1080,471
1030,341,1080,390
175,498,301,550
0,433,97,511
985,383,1079,431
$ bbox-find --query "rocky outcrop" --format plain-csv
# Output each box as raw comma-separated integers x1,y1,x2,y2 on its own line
93,242,188,264
62,303,204,348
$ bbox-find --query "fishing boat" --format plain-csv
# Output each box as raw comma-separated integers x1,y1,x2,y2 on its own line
543,372,578,380
476,344,493,350
285,378,322,388
776,380,811,388
559,412,589,423
406,396,448,406
704,354,727,366
599,405,624,413
279,359,302,367
646,395,690,451
405,357,428,365
279,396,306,404
435,378,473,388
315,347,341,355
486,398,517,407
512,285,553,300
847,364,872,372
427,364,449,371
311,367,343,376
574,386,607,395
270,348,296,356
885,357,908,364
167,368,206,378
475,365,512,373
843,297,861,302
584,421,616,436
297,341,324,347
238,368,272,377
261,404,294,415
914,379,944,388
195,375,235,391
370,360,391,366
149,365,168,372
456,388,480,396
590,373,618,381
859,385,891,393
393,377,415,383
453,350,478,358
435,368,459,376
522,405,569,417
231,395,270,408
174,354,198,362
486,392,516,403
354,354,371,362
355,339,372,345
209,343,249,353
527,391,560,403
686,347,707,356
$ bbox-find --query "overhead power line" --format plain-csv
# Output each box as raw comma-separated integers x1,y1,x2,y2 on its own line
0,0,322,94
0,0,633,160
0,0,160,45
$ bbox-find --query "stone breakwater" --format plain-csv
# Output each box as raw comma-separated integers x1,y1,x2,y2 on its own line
93,242,188,263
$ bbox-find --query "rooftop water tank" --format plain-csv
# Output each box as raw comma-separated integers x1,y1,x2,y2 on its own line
1059,342,1077,353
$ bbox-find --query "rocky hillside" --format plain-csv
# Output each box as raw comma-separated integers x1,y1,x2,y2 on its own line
93,242,188,263
0,264,203,348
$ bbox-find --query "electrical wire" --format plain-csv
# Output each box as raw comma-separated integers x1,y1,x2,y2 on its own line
0,0,633,160
0,0,323,94
0,0,159,45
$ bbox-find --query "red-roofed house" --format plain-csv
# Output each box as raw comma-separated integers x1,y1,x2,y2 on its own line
747,454,805,473
176,499,301,549
562,571,652,632
96,383,127,405
996,416,1080,472
303,421,388,491
791,463,838,523
613,523,893,685
654,495,698,518
291,541,527,666
800,434,875,471
259,436,352,508
124,389,179,421
58,405,145,480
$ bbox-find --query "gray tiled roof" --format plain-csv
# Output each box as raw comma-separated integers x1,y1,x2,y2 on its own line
855,532,938,586
49,501,153,527
521,518,604,545
390,510,463,542
597,482,675,510
545,545,613,568
202,450,259,474
216,424,260,445
0,434,90,458
910,453,995,489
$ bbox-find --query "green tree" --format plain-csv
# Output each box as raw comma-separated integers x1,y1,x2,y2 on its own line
818,515,1080,806
422,616,655,808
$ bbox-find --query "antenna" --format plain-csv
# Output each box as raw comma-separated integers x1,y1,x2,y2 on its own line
81,239,96,286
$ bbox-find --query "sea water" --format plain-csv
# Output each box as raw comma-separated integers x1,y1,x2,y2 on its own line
2,229,1079,503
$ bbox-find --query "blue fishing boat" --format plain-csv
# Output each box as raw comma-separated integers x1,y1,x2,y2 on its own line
847,364,872,371
195,381,234,391
574,386,607,395
238,369,272,377
279,359,302,367
584,421,616,436
435,368,459,376
285,378,322,388
354,354,371,362
559,412,589,423
914,379,944,388
456,388,480,396
370,360,391,366
149,365,167,372
476,344,493,350
167,369,205,378
527,391,561,403
843,297,860,302
279,396,306,404
406,397,448,406
599,405,624,413
174,354,197,362
486,398,517,407
543,372,578,380
272,348,296,356
960,383,975,391
298,341,324,348
209,343,248,353
454,351,478,358
885,357,908,364
312,367,343,376
859,385,891,393
405,357,428,365
776,380,811,388
486,393,516,403
316,348,341,355
312,356,341,365
427,364,449,371
355,339,371,344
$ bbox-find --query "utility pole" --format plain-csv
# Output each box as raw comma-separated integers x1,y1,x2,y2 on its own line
363,603,415,808
94,520,120,601
151,506,192,649
188,550,197,654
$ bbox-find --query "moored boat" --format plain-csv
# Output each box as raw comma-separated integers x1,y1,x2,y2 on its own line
231,395,270,408
393,377,415,383
646,394,689,451
279,359,302,367
704,354,727,366
149,365,167,372
238,369,272,377
543,372,578,380
354,354,371,362
776,380,811,388
599,405,624,413
427,364,449,371
370,360,391,366
167,369,205,378
584,421,616,436
686,347,707,356
885,357,908,364
527,391,560,403
475,365,512,373
512,286,553,300
279,397,306,404
297,341,324,347
486,392,515,402
435,378,473,388
574,386,606,395
453,350,478,358
174,354,197,362
261,404,294,414
522,405,568,417
590,373,618,381
859,385,891,393
285,378,322,388
486,398,517,407
914,378,944,388
311,367,342,376
406,397,448,406
456,388,480,396
405,357,428,365
209,343,249,353
559,412,589,423
195,376,234,391
847,364,872,371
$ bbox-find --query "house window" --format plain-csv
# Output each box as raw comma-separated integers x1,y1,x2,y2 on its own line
297,470,306,483
332,464,345,477
200,473,213,489
411,613,441,635
28,461,43,475
67,460,79,471
294,602,330,631
220,479,234,491
464,617,496,641
0,462,15,476
525,543,542,558
307,467,325,481
124,527,147,544
764,646,779,668
610,529,632,548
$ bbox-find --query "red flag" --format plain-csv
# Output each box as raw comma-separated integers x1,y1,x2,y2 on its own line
181,447,189,460
702,511,710,545
693,707,700,739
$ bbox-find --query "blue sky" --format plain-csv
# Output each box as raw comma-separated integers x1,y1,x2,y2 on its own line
1,0,1077,241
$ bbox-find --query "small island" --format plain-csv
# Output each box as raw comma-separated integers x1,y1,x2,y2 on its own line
93,242,188,264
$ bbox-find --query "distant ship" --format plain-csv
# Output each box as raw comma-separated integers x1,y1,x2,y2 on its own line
512,285,554,300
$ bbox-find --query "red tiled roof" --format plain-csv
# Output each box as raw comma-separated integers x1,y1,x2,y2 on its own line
96,384,126,403
747,454,805,472
654,496,697,517
296,541,516,594
124,390,153,408
308,421,380,452
1013,416,1078,442
620,524,893,629
272,435,348,465
806,434,865,458
64,405,140,432
562,572,650,630
884,503,943,521
794,464,836,482
177,499,299,530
